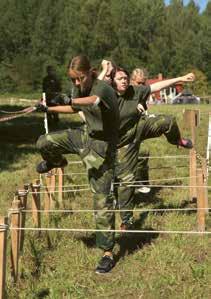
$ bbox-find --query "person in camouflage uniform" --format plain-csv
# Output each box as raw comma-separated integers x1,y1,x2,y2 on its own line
36,55,120,274
97,61,195,227
99,61,150,194
110,67,195,229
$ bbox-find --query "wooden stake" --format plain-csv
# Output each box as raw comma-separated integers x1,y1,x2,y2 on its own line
201,158,209,214
0,217,8,299
183,109,200,145
10,199,21,283
196,168,206,232
31,180,41,228
189,149,197,201
44,173,52,218
17,189,28,252
58,167,64,203
50,170,56,208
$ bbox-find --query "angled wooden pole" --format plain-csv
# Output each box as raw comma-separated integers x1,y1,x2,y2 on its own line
183,109,199,201
183,109,199,145
196,168,206,232
10,199,21,283
44,174,53,249
30,180,41,228
0,217,8,299
58,167,64,203
17,188,28,253
44,173,53,218
50,170,56,208
189,149,197,201
206,112,211,172
201,158,209,214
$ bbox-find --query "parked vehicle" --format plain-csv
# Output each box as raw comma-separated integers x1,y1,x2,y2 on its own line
172,91,200,104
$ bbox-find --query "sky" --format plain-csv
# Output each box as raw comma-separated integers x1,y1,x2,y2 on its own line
164,0,209,12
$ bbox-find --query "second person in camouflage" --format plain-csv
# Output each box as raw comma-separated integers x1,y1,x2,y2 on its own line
110,67,195,228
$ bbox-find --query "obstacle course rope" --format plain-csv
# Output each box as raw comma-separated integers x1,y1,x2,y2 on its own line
0,106,36,122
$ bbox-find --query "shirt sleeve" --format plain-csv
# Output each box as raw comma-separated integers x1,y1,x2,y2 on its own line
92,81,116,110
137,85,151,110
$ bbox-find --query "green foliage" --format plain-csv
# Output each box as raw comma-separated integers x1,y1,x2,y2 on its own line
186,68,208,96
0,0,210,93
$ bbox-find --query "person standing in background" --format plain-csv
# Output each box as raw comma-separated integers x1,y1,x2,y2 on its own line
42,65,62,126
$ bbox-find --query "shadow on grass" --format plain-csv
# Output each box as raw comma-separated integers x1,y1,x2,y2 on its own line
0,105,83,143
134,185,197,216
133,186,163,206
0,144,38,171
0,104,83,171
77,212,159,263
76,184,193,261
115,213,159,263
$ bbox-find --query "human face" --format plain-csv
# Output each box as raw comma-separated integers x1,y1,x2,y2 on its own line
114,71,129,94
133,74,146,86
68,69,92,96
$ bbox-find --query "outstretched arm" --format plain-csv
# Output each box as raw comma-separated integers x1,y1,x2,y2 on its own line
36,95,99,113
98,60,113,81
48,96,100,113
150,73,195,93
47,105,76,113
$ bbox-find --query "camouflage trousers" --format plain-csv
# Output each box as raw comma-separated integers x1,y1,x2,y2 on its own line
136,149,150,184
36,126,117,251
118,114,181,224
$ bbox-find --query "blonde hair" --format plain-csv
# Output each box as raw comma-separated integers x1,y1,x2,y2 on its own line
130,68,148,85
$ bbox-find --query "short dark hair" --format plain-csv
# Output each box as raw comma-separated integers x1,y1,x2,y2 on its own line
110,66,130,89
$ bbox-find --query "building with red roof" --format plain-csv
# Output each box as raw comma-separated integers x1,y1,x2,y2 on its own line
146,73,183,103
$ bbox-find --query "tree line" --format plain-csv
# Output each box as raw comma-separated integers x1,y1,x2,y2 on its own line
0,0,210,95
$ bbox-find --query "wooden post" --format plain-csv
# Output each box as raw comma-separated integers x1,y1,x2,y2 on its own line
58,168,64,203
50,170,56,208
206,112,211,174
196,168,206,232
44,173,52,218
183,109,200,146
201,158,209,213
30,180,41,228
183,109,200,201
17,188,28,252
44,174,53,249
10,199,21,283
0,217,8,299
189,149,197,201
51,170,56,194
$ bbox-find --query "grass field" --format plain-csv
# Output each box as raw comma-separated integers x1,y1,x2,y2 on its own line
0,98,211,299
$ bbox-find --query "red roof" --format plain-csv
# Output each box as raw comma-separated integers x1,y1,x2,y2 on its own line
146,78,184,99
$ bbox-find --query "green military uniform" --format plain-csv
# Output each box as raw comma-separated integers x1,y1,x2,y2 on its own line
117,85,182,225
37,79,120,251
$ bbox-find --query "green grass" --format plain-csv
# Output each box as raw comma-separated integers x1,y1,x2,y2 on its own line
1,99,211,298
